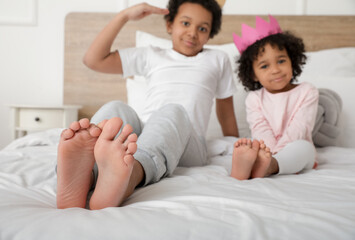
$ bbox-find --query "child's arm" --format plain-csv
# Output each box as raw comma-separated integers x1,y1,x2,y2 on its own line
83,3,168,74
216,97,239,137
246,93,278,151
274,86,319,151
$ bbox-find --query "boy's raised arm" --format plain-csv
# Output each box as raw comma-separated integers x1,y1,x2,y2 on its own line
83,3,169,74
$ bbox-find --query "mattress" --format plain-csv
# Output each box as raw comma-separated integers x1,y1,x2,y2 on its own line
0,129,354,240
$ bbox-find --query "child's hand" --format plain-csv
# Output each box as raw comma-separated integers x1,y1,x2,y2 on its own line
122,3,169,21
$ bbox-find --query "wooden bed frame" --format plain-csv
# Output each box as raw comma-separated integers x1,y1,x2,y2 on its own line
64,14,355,119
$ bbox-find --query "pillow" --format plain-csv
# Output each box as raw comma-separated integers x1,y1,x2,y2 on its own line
301,47,355,78
129,31,248,140
297,47,355,147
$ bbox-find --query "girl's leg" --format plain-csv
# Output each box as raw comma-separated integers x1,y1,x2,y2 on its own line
250,140,273,178
231,138,260,180
274,140,316,175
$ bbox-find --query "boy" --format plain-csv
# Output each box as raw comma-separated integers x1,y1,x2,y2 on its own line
57,0,239,210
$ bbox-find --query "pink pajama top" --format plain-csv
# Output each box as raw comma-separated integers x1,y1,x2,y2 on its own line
246,82,319,153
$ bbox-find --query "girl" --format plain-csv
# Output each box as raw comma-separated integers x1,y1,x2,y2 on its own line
231,15,319,180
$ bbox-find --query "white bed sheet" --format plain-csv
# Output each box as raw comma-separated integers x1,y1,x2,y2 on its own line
0,129,355,240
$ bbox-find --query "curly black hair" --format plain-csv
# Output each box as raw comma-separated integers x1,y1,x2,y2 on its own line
164,0,222,38
237,32,307,91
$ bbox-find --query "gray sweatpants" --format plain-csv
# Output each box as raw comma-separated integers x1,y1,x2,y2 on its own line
91,101,207,186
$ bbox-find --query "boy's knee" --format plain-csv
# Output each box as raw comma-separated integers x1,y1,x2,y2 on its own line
99,100,136,116
92,100,134,125
101,100,125,109
160,104,189,121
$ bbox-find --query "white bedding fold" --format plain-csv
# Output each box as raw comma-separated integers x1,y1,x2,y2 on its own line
3,128,62,151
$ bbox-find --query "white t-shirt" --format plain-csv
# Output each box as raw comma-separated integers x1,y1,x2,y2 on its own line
119,46,236,137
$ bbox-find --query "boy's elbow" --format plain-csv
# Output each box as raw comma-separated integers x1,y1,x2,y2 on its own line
82,52,101,70
82,52,122,74
82,54,94,69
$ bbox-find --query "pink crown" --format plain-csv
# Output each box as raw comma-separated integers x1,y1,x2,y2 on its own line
233,15,282,54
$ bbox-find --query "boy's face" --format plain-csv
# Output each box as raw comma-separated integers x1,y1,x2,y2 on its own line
253,43,294,94
166,2,212,57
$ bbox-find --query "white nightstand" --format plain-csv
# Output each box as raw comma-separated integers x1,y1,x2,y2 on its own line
8,105,82,140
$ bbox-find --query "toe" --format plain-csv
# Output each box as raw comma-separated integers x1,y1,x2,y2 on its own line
99,117,123,141
123,155,135,167
69,121,81,131
79,118,90,129
116,124,133,143
97,119,108,130
88,124,102,138
259,140,266,149
61,128,75,140
126,142,137,155
252,140,260,150
265,147,271,154
125,133,138,146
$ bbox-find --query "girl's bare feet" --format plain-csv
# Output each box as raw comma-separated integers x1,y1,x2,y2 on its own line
89,117,138,210
250,140,272,178
57,118,106,209
231,138,260,180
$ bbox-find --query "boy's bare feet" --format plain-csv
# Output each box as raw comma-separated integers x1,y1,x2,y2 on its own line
231,138,260,180
250,140,272,178
57,118,107,209
89,117,138,210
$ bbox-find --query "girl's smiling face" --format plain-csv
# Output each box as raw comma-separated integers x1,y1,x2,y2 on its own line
253,43,295,94
166,2,212,57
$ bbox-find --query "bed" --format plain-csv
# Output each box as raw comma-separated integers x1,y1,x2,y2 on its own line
1,14,355,240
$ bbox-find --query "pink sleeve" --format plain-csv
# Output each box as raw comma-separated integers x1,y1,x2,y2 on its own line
246,92,277,150
274,85,319,152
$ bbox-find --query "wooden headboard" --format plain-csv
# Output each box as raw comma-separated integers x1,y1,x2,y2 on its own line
64,14,355,119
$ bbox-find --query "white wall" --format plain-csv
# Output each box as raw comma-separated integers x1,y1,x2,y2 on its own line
0,0,354,149
0,0,120,149
223,0,355,15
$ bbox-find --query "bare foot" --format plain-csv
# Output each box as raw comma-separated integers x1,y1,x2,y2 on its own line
250,140,272,178
57,118,106,209
89,117,138,210
231,138,260,180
